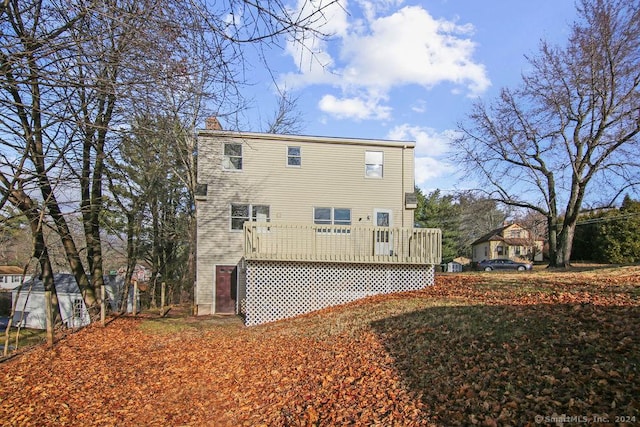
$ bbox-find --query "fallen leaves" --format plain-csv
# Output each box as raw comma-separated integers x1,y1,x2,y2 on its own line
0,266,639,425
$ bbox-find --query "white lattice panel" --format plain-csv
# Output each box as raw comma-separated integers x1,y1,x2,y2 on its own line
244,261,434,326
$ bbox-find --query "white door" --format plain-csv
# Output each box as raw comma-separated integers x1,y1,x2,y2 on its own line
374,209,393,256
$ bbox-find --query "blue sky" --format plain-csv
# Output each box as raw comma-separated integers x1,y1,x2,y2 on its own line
234,0,579,193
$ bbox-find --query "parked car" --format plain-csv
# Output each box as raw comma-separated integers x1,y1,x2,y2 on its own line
478,259,532,271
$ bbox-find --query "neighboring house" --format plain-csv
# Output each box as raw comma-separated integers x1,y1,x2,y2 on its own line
0,266,26,290
11,274,136,330
471,223,544,263
196,125,442,325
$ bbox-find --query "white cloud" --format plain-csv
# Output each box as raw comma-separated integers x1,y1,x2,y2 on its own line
341,7,488,91
354,0,406,22
414,156,455,187
318,94,392,120
283,0,349,82
387,124,461,187
387,124,460,157
282,2,490,120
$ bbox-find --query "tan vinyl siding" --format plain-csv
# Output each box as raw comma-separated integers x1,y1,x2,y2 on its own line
196,131,417,313
199,133,414,226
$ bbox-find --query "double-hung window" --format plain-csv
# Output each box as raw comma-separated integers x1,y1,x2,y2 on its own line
287,146,301,167
365,151,383,178
314,207,351,233
223,143,242,170
231,204,270,231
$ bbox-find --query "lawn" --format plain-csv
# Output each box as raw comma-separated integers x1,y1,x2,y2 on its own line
0,266,638,426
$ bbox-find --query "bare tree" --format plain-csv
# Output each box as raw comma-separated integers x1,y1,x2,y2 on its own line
265,90,306,134
2,0,339,321
452,0,640,267
0,173,59,346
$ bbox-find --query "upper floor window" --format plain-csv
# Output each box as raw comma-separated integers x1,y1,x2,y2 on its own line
365,151,383,178
223,143,242,170
508,229,522,238
287,146,301,167
231,204,270,230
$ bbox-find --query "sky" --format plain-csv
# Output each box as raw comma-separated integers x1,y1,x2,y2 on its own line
235,0,579,194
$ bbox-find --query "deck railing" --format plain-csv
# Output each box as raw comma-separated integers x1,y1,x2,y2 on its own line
244,222,441,265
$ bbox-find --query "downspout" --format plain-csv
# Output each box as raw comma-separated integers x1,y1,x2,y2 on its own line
401,145,406,227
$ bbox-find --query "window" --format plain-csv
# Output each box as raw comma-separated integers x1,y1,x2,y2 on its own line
314,207,332,225
223,143,242,170
334,208,351,226
508,229,522,238
314,207,351,233
496,246,504,256
287,146,301,167
231,204,270,230
252,205,270,222
231,204,249,230
72,299,84,327
365,151,383,178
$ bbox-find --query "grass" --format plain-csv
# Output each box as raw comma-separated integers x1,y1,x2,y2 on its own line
2,325,47,356
138,313,244,335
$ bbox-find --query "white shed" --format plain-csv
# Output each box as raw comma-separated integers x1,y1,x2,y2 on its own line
11,274,131,330
446,261,463,272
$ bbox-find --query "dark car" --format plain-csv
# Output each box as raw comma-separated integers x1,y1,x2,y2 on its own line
478,259,532,271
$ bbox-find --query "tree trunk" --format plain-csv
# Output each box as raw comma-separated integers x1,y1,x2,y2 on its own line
38,174,95,306
556,217,578,268
79,91,115,316
2,182,61,329
185,218,197,304
120,210,138,313
547,215,559,267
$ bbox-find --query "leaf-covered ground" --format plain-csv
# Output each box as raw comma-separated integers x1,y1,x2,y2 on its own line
1,266,639,426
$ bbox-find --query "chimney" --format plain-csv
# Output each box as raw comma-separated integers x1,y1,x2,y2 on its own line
205,116,222,130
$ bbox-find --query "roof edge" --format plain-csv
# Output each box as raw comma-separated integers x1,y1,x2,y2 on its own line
197,129,416,148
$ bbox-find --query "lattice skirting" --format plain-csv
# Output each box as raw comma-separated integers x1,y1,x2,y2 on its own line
243,260,435,326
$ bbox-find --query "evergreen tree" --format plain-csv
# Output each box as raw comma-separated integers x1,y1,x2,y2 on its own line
573,196,640,263
414,188,460,262
600,196,640,263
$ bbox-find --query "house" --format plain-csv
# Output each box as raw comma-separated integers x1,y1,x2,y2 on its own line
11,273,135,329
0,265,27,290
195,125,442,326
471,223,544,263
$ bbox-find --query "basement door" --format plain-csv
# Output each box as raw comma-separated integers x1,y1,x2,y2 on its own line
215,265,237,314
374,209,393,256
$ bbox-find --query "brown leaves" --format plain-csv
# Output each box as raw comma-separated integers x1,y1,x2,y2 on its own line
1,266,639,425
